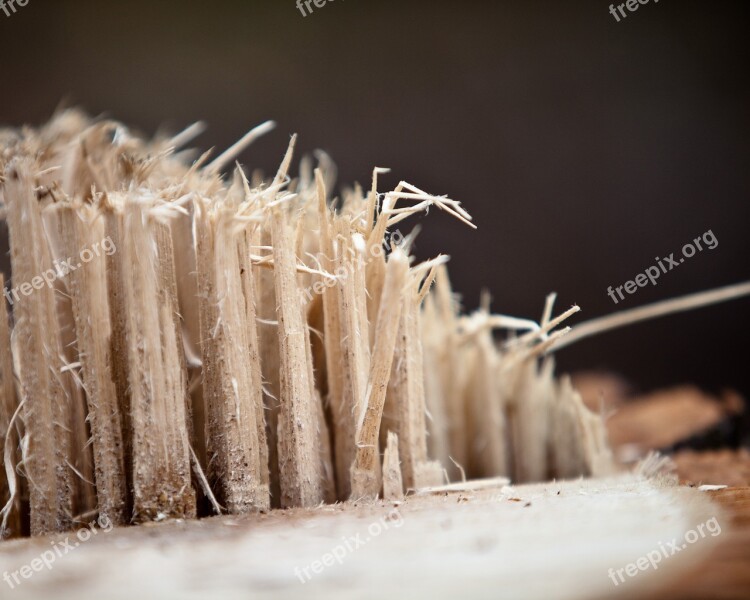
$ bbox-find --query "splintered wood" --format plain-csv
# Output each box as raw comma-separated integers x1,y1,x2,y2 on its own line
0,111,613,538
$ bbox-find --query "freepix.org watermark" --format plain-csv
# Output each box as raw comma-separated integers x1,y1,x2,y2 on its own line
608,516,721,586
296,0,341,18
3,236,117,306
607,229,718,305
294,508,403,583
0,0,30,19
3,515,114,589
608,0,659,23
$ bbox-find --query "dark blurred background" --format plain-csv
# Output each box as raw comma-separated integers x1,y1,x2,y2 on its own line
1,0,748,399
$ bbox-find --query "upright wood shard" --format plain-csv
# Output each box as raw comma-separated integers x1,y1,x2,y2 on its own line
316,171,350,500
169,208,206,506
466,328,509,479
505,360,551,483
52,275,97,522
52,203,128,525
120,199,196,522
333,220,372,498
256,225,282,506
102,201,133,511
238,230,272,499
351,249,408,499
303,302,336,504
272,201,323,508
383,287,444,490
419,294,451,469
434,267,468,478
549,375,615,481
317,172,374,500
382,431,404,501
195,199,269,512
4,161,75,535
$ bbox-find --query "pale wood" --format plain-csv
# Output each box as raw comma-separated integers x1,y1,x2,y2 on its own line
194,197,269,513
434,266,468,477
316,171,352,500
51,203,127,525
119,198,196,521
238,230,271,496
505,360,552,483
466,329,510,478
0,476,726,600
169,209,204,467
0,273,21,538
419,294,451,470
270,137,323,508
351,249,408,499
331,218,373,498
49,266,97,522
383,285,443,489
4,162,74,534
382,431,404,500
0,110,637,536
256,224,282,506
102,201,133,512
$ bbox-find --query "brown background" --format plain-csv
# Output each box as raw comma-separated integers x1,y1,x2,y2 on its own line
1,0,748,411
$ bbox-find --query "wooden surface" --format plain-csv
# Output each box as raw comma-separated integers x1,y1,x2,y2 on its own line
645,451,750,600
0,453,748,598
0,475,729,599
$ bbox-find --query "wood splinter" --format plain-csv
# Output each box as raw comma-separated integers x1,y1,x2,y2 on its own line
350,248,408,500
